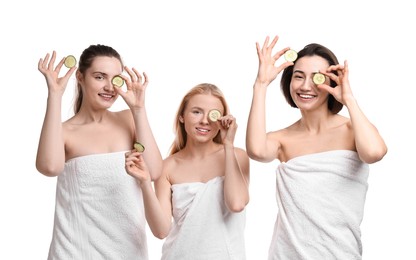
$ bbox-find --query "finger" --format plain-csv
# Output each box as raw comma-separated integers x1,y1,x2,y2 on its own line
142,72,149,84
124,66,136,81
268,35,279,50
273,47,293,60
39,53,50,69
132,68,143,82
262,36,270,50
47,51,56,70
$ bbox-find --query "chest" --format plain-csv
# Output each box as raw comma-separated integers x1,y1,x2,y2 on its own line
279,128,355,162
64,122,134,161
169,154,226,184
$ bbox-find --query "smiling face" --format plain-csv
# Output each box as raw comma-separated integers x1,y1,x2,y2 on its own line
77,56,123,110
180,93,224,144
290,55,330,111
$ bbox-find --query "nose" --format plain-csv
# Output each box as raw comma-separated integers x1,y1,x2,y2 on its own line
201,113,210,124
300,77,314,91
103,79,115,92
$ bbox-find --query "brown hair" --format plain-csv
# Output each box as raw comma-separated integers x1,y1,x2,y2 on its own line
168,83,230,155
74,44,123,114
280,43,343,114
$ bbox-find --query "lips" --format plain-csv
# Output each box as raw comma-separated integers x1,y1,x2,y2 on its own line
298,93,316,99
196,127,210,133
98,93,115,100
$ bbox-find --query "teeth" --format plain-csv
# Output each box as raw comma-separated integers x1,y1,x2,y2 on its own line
100,94,113,98
197,128,209,132
299,94,314,99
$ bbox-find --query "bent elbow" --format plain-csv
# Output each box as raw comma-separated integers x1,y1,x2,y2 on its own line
36,162,63,177
227,198,249,213
246,149,273,163
361,146,388,164
153,229,170,240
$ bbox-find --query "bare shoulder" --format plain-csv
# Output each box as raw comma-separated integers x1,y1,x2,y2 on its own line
161,153,182,183
233,147,249,159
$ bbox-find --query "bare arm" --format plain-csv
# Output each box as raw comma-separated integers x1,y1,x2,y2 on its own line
218,115,250,212
125,151,172,239
320,60,388,163
36,51,76,176
115,68,163,180
246,36,293,162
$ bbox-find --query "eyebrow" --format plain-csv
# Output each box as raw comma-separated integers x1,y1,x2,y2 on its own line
293,70,320,75
92,71,108,75
293,70,305,75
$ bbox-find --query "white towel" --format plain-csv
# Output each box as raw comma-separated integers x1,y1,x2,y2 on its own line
161,176,246,260
47,151,148,260
269,150,369,260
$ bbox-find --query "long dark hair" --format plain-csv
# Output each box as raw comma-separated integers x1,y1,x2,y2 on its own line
74,44,123,114
280,43,343,114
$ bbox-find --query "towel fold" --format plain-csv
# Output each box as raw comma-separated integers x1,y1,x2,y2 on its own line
269,150,369,260
48,151,148,260
161,176,246,260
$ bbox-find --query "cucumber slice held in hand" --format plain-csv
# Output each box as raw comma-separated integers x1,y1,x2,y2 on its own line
284,49,298,62
133,142,145,152
64,55,77,68
208,109,222,122
313,73,326,85
112,75,124,87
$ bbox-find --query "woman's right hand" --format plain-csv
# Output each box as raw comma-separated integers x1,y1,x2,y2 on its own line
255,35,293,87
38,51,76,95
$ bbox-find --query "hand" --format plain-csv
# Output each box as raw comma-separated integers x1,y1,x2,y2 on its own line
255,35,293,87
38,51,76,95
218,114,238,146
125,150,151,184
318,60,355,105
115,67,148,109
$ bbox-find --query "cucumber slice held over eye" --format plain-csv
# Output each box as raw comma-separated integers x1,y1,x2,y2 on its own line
208,109,222,122
64,55,77,68
133,142,145,152
112,75,124,87
313,73,326,85
284,49,298,62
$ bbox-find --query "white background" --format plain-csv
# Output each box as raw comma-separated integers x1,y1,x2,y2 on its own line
1,0,414,259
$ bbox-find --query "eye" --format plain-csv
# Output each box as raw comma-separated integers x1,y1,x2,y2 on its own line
95,75,104,80
192,110,202,115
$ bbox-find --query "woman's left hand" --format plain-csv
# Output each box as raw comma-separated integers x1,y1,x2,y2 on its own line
317,60,355,105
218,114,238,145
115,66,148,109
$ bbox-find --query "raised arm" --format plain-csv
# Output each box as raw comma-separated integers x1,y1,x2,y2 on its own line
246,36,293,162
319,60,388,163
115,67,163,180
36,51,76,176
218,115,250,212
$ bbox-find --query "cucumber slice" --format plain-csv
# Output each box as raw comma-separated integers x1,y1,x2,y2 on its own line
284,49,297,62
313,73,326,85
64,55,76,68
208,109,221,122
133,142,145,152
112,75,124,87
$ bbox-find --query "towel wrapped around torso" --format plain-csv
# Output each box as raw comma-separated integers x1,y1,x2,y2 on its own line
161,176,246,260
48,151,148,260
269,150,369,260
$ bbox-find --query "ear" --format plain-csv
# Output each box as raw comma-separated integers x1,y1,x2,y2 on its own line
76,70,82,83
179,115,184,123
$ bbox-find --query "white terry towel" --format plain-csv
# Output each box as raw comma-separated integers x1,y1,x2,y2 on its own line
48,151,148,260
161,176,246,260
269,150,369,260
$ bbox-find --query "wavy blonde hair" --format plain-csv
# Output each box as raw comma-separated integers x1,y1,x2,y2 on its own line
168,83,229,155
